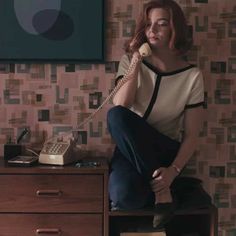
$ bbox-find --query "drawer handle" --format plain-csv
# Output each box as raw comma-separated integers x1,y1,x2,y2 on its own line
36,190,62,197
36,228,61,235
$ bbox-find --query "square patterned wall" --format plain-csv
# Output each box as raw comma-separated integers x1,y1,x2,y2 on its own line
0,0,235,234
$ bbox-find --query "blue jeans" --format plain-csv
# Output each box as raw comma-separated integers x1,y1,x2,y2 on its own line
107,105,180,210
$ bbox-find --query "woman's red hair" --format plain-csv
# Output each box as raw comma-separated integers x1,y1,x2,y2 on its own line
125,0,192,55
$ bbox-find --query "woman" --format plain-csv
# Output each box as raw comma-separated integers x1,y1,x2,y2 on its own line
107,0,204,228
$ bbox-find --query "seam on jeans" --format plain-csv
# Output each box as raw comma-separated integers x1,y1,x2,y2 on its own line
143,74,162,120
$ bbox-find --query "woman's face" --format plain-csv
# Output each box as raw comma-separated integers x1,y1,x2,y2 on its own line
145,8,172,49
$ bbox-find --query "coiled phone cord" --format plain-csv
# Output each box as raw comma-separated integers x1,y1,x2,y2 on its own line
72,43,151,131
73,57,141,130
45,43,151,143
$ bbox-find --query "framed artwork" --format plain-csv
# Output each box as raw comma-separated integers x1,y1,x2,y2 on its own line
0,0,104,62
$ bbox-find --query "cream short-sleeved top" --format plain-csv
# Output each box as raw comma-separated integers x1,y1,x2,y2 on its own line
115,54,204,142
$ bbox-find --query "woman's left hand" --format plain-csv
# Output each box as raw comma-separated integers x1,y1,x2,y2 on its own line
150,166,179,193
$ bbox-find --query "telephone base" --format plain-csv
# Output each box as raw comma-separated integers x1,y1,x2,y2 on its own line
39,153,78,165
38,140,79,166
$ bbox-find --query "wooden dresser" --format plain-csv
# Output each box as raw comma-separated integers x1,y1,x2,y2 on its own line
0,159,109,236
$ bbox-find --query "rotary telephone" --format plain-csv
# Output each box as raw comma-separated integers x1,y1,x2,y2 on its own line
39,43,152,165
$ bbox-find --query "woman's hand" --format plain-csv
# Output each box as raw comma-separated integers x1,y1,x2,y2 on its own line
131,51,142,64
124,51,142,78
113,51,142,107
150,166,179,193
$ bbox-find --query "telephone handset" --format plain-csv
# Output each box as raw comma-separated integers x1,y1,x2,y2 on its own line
138,42,152,57
38,43,152,165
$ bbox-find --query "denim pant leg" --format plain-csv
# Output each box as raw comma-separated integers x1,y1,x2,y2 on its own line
109,148,154,210
107,106,181,209
107,105,180,179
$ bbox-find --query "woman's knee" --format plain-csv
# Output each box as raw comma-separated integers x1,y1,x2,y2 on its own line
107,105,129,131
107,105,128,122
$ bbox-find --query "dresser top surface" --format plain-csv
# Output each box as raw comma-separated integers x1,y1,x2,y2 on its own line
0,157,109,174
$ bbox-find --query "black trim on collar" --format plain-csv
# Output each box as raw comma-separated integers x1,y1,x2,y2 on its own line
142,60,195,76
185,102,204,109
143,74,162,120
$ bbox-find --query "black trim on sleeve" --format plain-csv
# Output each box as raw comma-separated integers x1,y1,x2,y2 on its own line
115,75,124,86
143,74,162,120
185,102,204,109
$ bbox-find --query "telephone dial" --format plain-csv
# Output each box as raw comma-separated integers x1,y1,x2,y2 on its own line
39,43,152,165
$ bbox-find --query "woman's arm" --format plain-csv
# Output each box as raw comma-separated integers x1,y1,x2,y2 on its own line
171,106,204,171
151,106,204,192
113,52,142,108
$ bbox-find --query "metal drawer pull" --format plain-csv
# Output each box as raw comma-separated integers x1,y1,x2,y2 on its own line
36,228,61,235
36,190,62,197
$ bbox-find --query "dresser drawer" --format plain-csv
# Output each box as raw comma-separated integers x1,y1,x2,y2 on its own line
0,175,103,212
0,214,102,236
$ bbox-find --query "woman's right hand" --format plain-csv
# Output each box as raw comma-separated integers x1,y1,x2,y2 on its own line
131,51,142,64
112,52,142,107
127,51,142,76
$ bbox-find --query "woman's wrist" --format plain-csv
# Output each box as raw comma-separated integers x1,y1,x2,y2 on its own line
171,164,181,175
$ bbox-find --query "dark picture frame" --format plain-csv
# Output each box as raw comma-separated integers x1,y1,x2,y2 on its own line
0,0,104,62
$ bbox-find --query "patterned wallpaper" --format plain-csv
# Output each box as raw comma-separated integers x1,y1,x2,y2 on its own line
0,0,235,234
